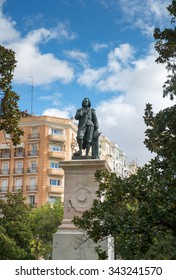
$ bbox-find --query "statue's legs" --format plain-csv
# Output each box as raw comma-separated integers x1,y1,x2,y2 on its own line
85,143,91,156
77,139,83,156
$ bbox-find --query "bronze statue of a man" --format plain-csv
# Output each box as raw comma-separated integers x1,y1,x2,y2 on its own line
74,97,99,158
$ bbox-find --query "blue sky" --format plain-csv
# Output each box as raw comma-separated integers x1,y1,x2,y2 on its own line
0,0,173,165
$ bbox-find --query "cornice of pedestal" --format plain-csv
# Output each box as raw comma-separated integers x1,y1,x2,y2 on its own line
60,159,111,172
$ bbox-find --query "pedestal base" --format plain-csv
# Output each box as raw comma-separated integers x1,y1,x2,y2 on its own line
52,160,114,260
53,219,110,260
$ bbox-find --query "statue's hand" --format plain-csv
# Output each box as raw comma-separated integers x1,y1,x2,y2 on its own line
77,109,83,116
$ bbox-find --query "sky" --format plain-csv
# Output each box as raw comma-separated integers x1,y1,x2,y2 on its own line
0,0,174,165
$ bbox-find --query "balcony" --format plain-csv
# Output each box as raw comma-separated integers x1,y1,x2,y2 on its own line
12,186,23,192
14,150,25,158
49,134,66,142
0,151,11,158
28,133,40,140
13,168,24,175
26,185,38,192
28,150,39,157
49,151,66,159
0,169,10,176
47,185,63,194
0,187,9,193
48,168,64,176
27,168,38,174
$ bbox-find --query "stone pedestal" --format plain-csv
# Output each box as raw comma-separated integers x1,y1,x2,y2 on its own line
52,159,113,260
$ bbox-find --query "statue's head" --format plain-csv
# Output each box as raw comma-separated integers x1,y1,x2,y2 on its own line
82,97,91,108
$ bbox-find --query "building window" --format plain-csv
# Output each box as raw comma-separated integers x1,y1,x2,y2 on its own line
31,144,37,153
15,178,22,190
32,127,38,134
50,145,62,152
15,161,23,173
30,161,37,171
28,195,35,206
50,162,60,169
48,196,61,204
28,144,38,156
15,147,24,157
1,178,8,191
27,177,37,191
1,149,10,158
50,179,61,186
51,128,64,135
2,162,9,174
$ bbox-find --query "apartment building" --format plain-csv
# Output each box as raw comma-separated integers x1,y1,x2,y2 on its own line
99,135,138,177
0,115,78,207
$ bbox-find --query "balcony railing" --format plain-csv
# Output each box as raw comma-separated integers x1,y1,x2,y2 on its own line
47,185,63,194
49,151,66,159
28,133,40,140
12,186,23,192
28,150,39,157
14,150,25,157
26,185,38,192
0,187,9,193
0,169,10,175
48,168,64,176
0,152,11,158
13,168,24,174
49,134,66,142
27,168,38,174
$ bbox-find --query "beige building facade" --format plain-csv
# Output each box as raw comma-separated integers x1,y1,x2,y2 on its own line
99,135,138,177
0,115,77,207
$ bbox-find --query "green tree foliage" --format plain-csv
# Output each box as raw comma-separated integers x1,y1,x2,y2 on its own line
154,1,176,100
0,45,23,145
0,192,35,259
73,0,176,260
0,193,63,260
30,200,63,259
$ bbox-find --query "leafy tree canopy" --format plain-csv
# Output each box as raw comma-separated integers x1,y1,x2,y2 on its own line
0,45,23,145
154,1,176,100
0,192,35,259
0,193,63,260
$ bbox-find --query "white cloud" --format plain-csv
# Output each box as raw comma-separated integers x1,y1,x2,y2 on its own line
0,1,20,43
42,108,70,118
77,67,106,87
8,39,74,85
39,93,63,106
107,43,134,73
64,49,89,68
77,44,134,88
121,0,171,35
53,21,77,41
42,104,76,119
92,46,172,164
108,44,134,65
99,0,170,36
92,41,108,52
0,4,75,85
118,0,170,20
